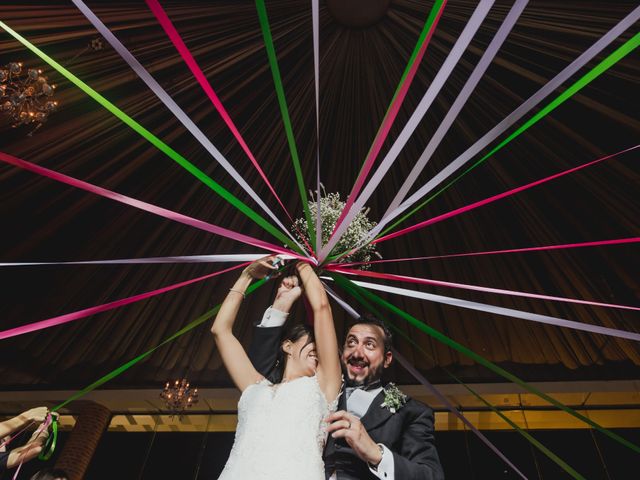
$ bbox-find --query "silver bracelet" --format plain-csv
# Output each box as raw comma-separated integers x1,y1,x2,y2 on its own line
229,288,246,299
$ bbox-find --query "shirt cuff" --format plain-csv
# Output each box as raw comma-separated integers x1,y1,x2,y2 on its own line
257,306,289,328
369,444,394,479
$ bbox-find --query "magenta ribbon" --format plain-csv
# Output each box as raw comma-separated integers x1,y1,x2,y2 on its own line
330,266,640,313
144,0,292,223
374,145,639,243
339,237,640,267
0,151,301,258
0,263,248,341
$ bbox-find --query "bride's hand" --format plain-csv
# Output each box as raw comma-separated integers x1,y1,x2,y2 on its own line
243,256,280,280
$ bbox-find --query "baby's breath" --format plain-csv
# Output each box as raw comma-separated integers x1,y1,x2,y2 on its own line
292,191,381,269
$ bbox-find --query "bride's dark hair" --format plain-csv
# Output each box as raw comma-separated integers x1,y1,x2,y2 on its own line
270,323,314,383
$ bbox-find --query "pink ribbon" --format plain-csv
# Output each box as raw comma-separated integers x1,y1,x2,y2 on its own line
348,237,640,264
0,263,248,341
0,151,301,258
144,0,292,224
330,267,640,313
374,145,639,243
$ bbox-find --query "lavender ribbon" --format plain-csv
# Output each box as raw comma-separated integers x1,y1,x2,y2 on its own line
313,0,322,251
347,279,640,342
0,254,264,267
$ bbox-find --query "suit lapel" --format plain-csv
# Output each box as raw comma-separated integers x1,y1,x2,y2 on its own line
359,390,393,431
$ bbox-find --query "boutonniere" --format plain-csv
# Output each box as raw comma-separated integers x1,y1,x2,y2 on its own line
380,383,407,413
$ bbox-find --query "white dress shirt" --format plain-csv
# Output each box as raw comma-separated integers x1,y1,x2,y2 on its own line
257,308,395,479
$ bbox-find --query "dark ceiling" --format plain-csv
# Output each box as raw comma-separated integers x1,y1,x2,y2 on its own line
0,1,638,392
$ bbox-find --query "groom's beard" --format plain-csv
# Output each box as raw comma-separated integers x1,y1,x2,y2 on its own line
342,362,384,389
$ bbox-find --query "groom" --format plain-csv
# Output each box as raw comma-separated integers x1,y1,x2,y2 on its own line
248,276,444,480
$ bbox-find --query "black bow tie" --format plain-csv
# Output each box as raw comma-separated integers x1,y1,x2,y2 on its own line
345,380,382,398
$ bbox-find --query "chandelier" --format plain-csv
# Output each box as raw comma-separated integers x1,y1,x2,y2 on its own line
0,62,58,133
160,378,199,415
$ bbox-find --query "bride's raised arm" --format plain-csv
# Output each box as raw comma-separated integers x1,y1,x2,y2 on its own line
296,262,342,402
211,257,278,391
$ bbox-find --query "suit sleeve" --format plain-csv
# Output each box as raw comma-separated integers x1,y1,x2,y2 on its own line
391,406,444,480
247,320,285,378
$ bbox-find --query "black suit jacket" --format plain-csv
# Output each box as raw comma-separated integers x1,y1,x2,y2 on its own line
249,325,444,480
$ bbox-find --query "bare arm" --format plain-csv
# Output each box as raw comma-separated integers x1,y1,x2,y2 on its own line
296,262,342,402
0,407,48,437
211,257,277,391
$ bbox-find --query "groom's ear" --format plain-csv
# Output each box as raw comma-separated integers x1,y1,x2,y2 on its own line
383,350,393,369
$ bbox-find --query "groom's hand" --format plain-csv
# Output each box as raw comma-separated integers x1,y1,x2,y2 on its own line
325,411,383,466
273,275,302,312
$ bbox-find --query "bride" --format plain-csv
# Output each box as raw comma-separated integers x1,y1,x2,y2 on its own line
211,257,342,479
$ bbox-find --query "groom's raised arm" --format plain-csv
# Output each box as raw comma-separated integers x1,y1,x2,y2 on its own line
248,274,302,379
247,307,288,378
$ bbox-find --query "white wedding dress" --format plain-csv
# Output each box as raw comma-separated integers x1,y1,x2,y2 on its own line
218,375,339,480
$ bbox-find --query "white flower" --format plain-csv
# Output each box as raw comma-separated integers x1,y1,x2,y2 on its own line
292,191,381,269
380,383,407,413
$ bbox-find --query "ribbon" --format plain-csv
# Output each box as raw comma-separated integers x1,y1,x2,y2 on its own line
0,263,248,341
12,414,54,480
256,0,316,248
383,0,529,216
374,145,639,242
144,0,294,225
0,151,300,257
330,273,640,453
52,277,268,411
0,19,296,251
71,0,307,256
312,0,322,251
37,415,57,461
329,0,447,246
374,9,640,235
338,237,640,267
333,273,640,342
0,254,265,267
323,284,529,479
318,0,495,261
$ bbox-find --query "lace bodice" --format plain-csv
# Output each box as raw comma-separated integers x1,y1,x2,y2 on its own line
217,375,339,480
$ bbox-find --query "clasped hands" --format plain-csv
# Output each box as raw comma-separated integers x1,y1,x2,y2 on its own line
243,256,314,309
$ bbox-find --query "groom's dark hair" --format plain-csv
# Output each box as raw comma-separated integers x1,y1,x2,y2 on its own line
350,313,393,353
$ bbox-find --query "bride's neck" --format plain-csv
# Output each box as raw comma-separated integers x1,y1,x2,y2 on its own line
281,363,304,383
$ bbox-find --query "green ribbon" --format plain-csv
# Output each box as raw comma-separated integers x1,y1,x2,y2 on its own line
338,280,585,479
331,273,640,454
381,30,640,236
0,20,296,251
53,278,267,411
37,417,58,461
255,0,316,250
